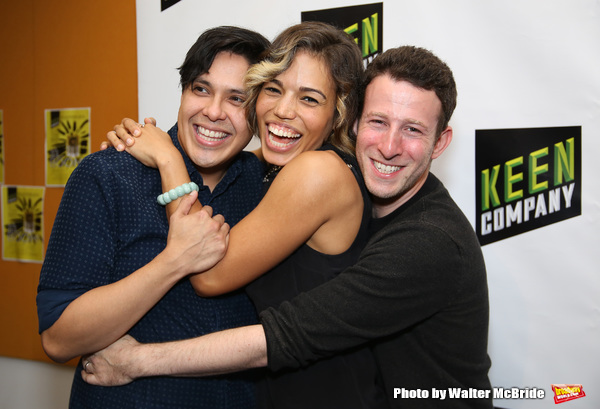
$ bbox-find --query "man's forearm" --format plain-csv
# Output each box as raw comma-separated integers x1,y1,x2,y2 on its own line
41,249,191,363
133,325,268,378
42,194,227,363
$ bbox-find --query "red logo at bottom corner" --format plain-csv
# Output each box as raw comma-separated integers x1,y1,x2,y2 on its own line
551,384,586,404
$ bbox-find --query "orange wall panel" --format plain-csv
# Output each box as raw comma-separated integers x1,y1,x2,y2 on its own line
0,0,138,364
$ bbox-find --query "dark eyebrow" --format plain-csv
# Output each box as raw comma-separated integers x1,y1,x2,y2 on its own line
270,79,328,100
368,111,428,129
193,78,209,87
194,78,245,96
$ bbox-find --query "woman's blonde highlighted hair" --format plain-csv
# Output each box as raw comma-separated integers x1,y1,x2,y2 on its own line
244,22,364,155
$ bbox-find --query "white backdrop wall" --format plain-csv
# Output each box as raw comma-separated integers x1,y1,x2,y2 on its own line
136,1,599,407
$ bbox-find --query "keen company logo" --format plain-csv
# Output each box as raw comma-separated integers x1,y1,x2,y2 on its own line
302,2,382,65
475,126,582,245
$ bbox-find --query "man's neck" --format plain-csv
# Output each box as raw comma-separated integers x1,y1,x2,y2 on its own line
199,169,228,192
371,173,430,218
372,202,398,218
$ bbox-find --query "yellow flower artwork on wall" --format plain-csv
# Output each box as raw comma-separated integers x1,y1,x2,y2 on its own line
2,186,45,262
45,108,90,186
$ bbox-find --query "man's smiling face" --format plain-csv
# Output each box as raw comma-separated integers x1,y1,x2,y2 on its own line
356,75,452,217
177,51,252,185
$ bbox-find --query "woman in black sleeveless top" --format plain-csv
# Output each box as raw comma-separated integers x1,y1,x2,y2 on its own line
105,22,388,408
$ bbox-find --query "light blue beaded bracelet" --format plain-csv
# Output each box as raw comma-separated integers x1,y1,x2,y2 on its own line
157,182,199,205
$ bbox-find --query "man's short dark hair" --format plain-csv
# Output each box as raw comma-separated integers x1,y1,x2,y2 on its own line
359,46,457,136
178,26,270,91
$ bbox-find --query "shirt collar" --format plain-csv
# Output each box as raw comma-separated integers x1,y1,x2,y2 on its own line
167,123,244,194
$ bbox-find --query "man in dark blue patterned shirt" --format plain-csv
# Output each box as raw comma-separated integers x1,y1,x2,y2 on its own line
37,27,269,409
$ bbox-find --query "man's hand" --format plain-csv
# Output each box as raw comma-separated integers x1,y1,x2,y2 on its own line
81,335,140,386
164,191,230,276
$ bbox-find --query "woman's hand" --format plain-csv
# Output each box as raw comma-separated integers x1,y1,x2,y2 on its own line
103,118,180,169
101,117,156,151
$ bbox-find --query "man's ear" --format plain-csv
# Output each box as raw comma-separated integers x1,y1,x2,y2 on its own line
431,126,453,159
352,119,359,136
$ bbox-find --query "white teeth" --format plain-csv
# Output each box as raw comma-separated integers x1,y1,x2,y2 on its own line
268,124,300,139
196,125,228,140
268,134,295,148
374,160,401,174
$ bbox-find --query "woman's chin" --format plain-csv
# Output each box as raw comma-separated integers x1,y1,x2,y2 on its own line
262,149,298,167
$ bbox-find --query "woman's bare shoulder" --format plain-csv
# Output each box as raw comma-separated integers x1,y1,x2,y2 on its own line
283,149,353,179
272,149,359,202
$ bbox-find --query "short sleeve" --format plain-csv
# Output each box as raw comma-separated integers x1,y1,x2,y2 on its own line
37,154,117,333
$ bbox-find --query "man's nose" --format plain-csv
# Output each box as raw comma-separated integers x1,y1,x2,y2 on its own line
378,131,402,158
203,97,227,121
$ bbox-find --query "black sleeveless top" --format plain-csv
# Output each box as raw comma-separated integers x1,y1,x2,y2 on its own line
246,145,388,408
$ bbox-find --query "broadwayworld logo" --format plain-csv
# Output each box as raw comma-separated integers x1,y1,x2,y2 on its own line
551,384,586,404
475,126,581,245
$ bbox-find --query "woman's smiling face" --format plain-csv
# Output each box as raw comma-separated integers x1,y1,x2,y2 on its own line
255,51,337,166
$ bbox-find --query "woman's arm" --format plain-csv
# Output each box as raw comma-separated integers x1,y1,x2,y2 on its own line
41,193,229,363
102,121,362,297
142,125,202,218
190,150,363,296
104,118,202,218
